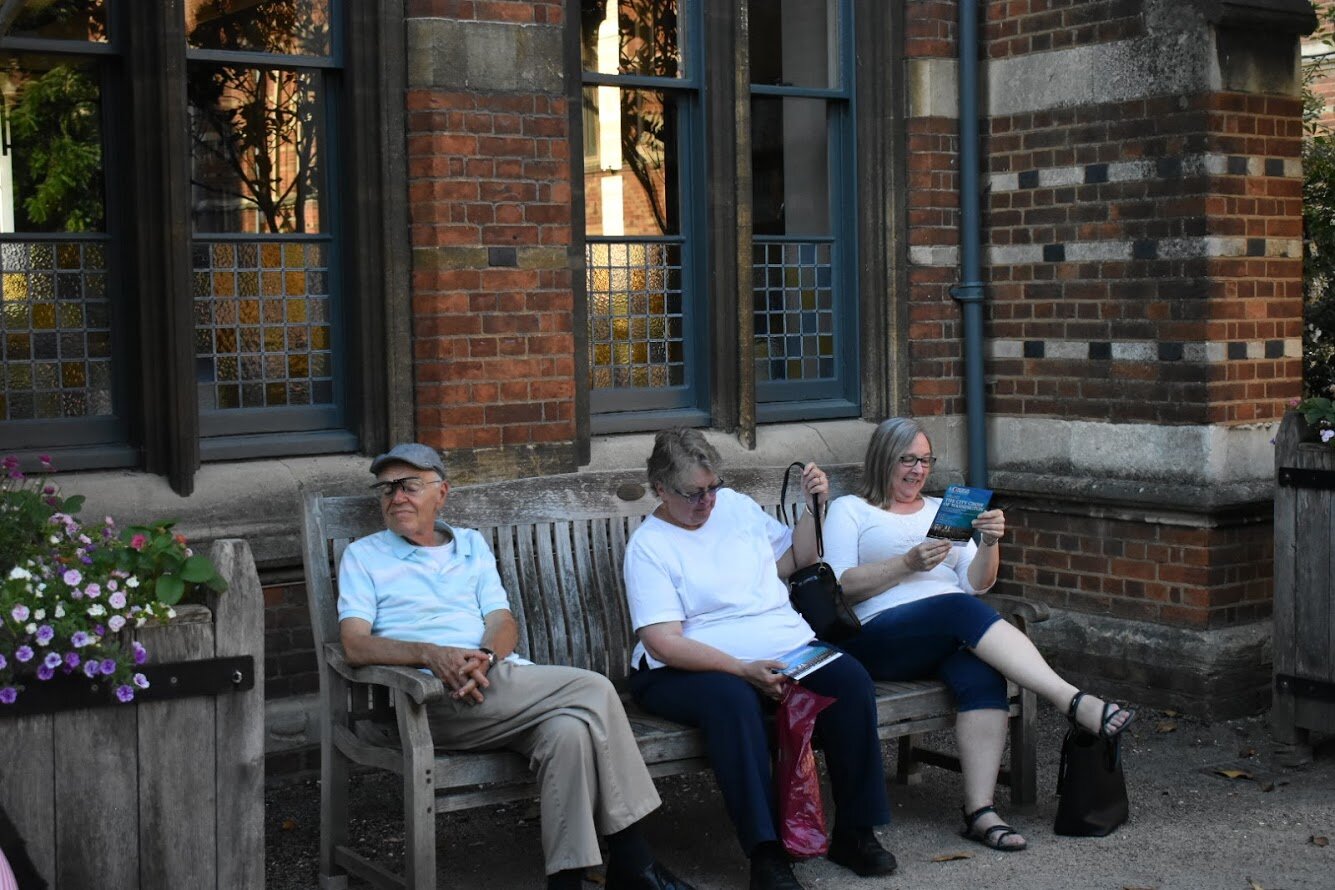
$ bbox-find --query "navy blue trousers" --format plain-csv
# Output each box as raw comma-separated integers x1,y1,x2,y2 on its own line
628,651,891,854
842,592,1008,712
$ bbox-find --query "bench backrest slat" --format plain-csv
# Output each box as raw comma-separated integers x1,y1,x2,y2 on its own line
302,467,869,675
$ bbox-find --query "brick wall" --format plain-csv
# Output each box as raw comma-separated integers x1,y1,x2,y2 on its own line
406,0,578,473
999,499,1274,629
262,579,317,701
982,93,1304,424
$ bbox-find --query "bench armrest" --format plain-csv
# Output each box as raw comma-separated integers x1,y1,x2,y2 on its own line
323,642,446,705
979,593,1050,630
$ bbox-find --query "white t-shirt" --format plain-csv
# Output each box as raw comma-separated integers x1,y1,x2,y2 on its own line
822,494,990,623
624,487,815,669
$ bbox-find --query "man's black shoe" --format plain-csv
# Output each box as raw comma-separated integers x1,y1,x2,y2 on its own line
748,853,804,890
605,860,696,890
826,828,897,877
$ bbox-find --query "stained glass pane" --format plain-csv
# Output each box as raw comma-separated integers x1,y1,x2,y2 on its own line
586,241,685,392
752,240,836,383
194,237,335,411
0,239,114,420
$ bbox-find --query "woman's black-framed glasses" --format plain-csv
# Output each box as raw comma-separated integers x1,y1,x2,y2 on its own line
672,478,725,505
370,477,443,500
897,455,938,468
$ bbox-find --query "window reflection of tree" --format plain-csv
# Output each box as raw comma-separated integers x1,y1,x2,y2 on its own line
4,59,104,232
581,0,680,236
9,0,106,42
185,1,329,234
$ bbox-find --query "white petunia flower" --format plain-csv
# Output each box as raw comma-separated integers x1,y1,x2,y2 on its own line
86,604,106,617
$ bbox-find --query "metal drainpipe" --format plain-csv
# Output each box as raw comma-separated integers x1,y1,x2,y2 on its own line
949,0,989,488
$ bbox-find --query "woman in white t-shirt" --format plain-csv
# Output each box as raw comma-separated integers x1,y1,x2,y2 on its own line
623,429,894,890
823,417,1137,853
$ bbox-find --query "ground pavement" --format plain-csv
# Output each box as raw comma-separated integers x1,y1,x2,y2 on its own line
264,704,1334,890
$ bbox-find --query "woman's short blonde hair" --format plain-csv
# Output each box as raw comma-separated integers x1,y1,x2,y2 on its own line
857,417,931,507
647,428,721,493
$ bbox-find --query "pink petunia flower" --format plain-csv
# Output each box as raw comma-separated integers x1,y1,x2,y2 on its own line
130,534,148,551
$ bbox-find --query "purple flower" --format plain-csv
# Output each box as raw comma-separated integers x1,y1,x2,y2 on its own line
82,660,99,679
71,631,90,648
109,592,126,609
1322,429,1335,444
38,453,52,467
99,659,116,676
35,625,54,645
0,688,16,705
84,583,101,599
94,624,105,636
132,673,150,690
43,652,61,670
36,666,54,681
115,685,134,703
64,652,80,669
62,568,82,586
15,646,33,663
0,654,6,670
108,616,126,633
132,641,148,665
10,604,29,622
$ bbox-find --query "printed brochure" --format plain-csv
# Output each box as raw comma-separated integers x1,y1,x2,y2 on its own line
927,485,994,545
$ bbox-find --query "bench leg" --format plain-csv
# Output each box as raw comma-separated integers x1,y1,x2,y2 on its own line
895,735,923,786
397,692,438,890
319,677,350,889
1008,688,1038,807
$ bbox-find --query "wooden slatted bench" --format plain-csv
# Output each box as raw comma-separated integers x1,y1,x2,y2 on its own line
301,466,1049,890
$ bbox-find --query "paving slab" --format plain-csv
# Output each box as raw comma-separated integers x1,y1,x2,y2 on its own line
264,705,1334,890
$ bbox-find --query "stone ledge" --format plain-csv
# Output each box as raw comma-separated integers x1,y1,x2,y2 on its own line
1030,608,1272,720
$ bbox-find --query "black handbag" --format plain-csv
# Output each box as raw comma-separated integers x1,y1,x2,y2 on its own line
1053,727,1129,837
780,462,861,644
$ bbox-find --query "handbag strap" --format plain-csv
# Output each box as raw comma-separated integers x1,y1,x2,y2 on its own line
781,461,825,559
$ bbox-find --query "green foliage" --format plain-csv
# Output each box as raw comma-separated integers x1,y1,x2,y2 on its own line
1,457,227,706
6,63,104,232
1302,8,1335,398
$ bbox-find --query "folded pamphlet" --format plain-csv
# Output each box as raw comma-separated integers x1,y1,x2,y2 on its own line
926,485,993,545
775,642,842,680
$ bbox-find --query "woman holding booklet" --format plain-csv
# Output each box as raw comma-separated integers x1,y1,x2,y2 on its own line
623,428,894,890
823,416,1137,852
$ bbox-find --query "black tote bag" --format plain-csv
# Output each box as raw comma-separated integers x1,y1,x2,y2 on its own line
1054,727,1129,837
781,462,861,644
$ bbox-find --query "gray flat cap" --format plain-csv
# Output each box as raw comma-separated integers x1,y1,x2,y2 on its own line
369,443,446,477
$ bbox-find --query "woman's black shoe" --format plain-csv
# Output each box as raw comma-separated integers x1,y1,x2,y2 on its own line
826,828,897,877
748,855,804,890
748,842,804,890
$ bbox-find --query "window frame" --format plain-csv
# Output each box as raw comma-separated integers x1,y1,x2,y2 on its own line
0,0,409,492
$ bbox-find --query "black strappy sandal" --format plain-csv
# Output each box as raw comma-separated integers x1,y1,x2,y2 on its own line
961,804,1027,852
1067,690,1137,739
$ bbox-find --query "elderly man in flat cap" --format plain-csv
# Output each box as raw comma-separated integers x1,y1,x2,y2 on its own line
338,443,693,890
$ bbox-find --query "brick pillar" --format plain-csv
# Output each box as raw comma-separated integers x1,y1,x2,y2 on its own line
904,0,1313,717
405,1,578,481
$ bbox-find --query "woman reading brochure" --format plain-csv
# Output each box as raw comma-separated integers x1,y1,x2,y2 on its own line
822,417,1137,853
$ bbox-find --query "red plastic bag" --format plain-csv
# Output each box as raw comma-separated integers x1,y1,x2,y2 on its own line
775,682,837,858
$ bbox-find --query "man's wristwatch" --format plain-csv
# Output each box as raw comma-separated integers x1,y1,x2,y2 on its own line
478,647,497,666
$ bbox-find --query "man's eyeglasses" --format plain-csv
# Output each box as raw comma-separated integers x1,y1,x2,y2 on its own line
897,455,938,468
371,477,443,500
672,478,725,505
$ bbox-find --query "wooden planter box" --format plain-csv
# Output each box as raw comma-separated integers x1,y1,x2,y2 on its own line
0,540,264,889
1272,412,1335,743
